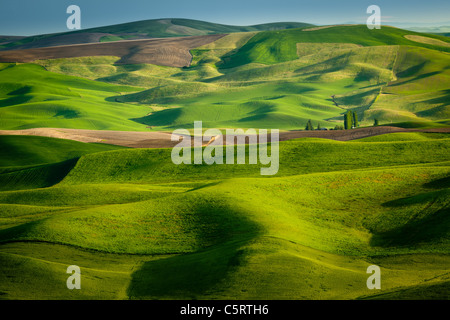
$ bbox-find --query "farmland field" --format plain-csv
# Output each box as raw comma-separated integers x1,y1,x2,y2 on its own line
0,133,449,299
0,17,449,301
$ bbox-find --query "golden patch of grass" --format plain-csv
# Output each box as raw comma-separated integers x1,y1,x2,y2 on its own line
404,35,450,48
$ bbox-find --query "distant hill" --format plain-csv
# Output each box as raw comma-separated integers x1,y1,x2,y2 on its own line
0,34,226,67
0,24,449,131
115,25,450,129
404,26,450,34
221,24,450,68
83,18,313,36
0,18,313,51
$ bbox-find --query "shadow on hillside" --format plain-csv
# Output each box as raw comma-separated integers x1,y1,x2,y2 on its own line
185,181,222,193
126,198,261,299
420,89,450,106
0,95,33,108
0,158,79,192
390,70,441,87
294,53,350,76
126,239,254,299
370,179,450,247
423,175,450,189
370,206,449,247
0,220,42,243
396,61,427,78
131,108,182,127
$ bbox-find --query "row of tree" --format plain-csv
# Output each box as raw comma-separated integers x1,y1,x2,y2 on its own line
344,111,379,128
305,111,380,131
344,110,358,130
305,119,316,130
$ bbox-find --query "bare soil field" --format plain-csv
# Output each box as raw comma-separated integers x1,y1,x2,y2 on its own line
0,128,189,148
0,126,448,149
210,126,450,145
278,126,450,141
0,34,226,67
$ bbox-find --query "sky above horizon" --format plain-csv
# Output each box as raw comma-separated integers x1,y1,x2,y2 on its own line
1,0,450,36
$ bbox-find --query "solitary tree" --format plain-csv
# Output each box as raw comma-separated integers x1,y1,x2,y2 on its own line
374,118,379,126
305,119,313,130
353,112,358,128
317,122,321,130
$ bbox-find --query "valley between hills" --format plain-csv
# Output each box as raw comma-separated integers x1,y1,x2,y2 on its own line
0,18,449,300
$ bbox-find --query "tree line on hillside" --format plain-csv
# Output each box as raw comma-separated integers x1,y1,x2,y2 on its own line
304,111,380,131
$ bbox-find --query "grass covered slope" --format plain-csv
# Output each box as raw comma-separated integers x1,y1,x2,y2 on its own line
369,46,450,122
0,19,449,301
101,26,449,129
0,135,124,191
0,133,449,299
58,137,450,184
0,63,150,131
222,25,450,68
0,135,123,167
2,25,449,131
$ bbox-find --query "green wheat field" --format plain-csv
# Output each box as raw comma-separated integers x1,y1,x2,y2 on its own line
0,19,449,300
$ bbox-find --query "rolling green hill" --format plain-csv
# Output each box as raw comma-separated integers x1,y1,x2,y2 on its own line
0,135,124,191
1,25,449,131
0,133,449,299
222,25,450,68
0,63,151,130
0,21,449,301
113,26,450,129
0,18,313,50
0,135,123,168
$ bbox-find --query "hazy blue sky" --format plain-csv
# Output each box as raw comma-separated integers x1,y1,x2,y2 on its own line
1,0,450,35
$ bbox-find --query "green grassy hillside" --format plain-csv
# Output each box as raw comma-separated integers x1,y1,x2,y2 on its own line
222,25,450,68
0,133,449,299
0,63,151,131
58,138,450,184
0,26,436,130
0,135,124,191
0,135,123,167
119,44,448,129
369,46,450,122
1,18,449,302
49,27,450,130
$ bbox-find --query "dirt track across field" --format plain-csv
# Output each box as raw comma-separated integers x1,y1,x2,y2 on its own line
0,34,226,67
0,126,448,148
